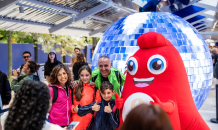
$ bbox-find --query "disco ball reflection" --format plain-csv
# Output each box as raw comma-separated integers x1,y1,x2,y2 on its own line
91,12,213,109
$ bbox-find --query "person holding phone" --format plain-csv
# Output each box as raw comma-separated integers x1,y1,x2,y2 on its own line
66,122,79,130
11,61,40,92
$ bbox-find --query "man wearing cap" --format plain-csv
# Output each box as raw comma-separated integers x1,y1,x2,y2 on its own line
17,51,44,82
44,50,62,84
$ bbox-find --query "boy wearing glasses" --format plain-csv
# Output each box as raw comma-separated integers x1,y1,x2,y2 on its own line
16,51,44,82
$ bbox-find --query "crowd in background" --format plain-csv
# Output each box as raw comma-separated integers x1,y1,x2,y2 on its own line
0,46,173,130
140,0,201,13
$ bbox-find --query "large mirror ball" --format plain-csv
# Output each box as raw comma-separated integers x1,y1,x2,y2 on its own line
91,12,213,109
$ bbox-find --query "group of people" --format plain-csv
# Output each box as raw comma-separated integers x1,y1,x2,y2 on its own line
0,47,174,130
140,0,200,13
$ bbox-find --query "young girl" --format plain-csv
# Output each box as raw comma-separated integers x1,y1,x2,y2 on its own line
44,50,62,84
71,65,101,130
48,64,72,127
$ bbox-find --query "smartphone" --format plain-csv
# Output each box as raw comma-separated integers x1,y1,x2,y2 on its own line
66,122,79,130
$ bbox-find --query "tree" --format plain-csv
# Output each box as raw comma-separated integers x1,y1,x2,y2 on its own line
8,31,12,82
0,29,96,78
0,30,19,81
36,34,88,62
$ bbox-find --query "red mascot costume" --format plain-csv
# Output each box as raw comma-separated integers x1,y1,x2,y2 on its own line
119,32,210,130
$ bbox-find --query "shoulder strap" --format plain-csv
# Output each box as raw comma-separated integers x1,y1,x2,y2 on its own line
51,86,58,103
92,74,98,82
20,64,24,72
69,86,74,104
93,87,98,102
36,67,39,76
115,71,121,84
115,71,122,93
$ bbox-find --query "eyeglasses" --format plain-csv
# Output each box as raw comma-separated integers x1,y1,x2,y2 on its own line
23,56,31,59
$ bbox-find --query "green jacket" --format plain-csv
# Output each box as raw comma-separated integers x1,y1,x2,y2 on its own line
11,74,33,91
91,67,126,99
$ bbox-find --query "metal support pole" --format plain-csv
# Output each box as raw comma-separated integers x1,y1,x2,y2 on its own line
210,84,218,123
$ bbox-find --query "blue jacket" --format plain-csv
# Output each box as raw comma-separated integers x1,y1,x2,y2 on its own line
78,99,119,130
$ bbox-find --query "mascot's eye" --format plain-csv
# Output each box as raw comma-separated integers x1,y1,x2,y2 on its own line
147,55,167,75
127,57,138,75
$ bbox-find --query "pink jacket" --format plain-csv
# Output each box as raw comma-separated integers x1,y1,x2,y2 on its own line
48,84,72,126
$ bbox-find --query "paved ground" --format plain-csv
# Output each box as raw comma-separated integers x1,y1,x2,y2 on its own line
198,79,218,130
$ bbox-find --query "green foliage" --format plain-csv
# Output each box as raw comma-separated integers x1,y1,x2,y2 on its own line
0,30,32,43
96,37,100,43
0,30,8,43
0,29,99,56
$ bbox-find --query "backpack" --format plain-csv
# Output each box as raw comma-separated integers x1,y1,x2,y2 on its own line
33,75,40,81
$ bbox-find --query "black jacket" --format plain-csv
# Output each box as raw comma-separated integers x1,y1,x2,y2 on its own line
44,60,62,76
78,99,119,130
0,71,11,106
73,62,88,80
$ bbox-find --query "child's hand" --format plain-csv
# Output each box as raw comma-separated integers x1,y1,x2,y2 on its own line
92,102,100,111
104,102,112,113
74,105,79,113
71,81,79,89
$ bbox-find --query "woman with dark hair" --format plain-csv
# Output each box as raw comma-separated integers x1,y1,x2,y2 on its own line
4,80,63,130
120,104,173,130
48,64,72,127
11,61,40,92
73,52,88,80
44,50,62,84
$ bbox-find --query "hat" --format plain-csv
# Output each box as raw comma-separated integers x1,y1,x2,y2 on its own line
49,49,56,54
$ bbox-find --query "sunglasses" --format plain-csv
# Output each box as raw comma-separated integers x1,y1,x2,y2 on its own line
23,56,31,59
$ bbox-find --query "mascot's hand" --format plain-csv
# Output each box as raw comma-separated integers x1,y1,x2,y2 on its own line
150,95,175,113
115,93,124,109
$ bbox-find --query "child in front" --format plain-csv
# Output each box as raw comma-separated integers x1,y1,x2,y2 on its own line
71,65,101,130
77,81,123,130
